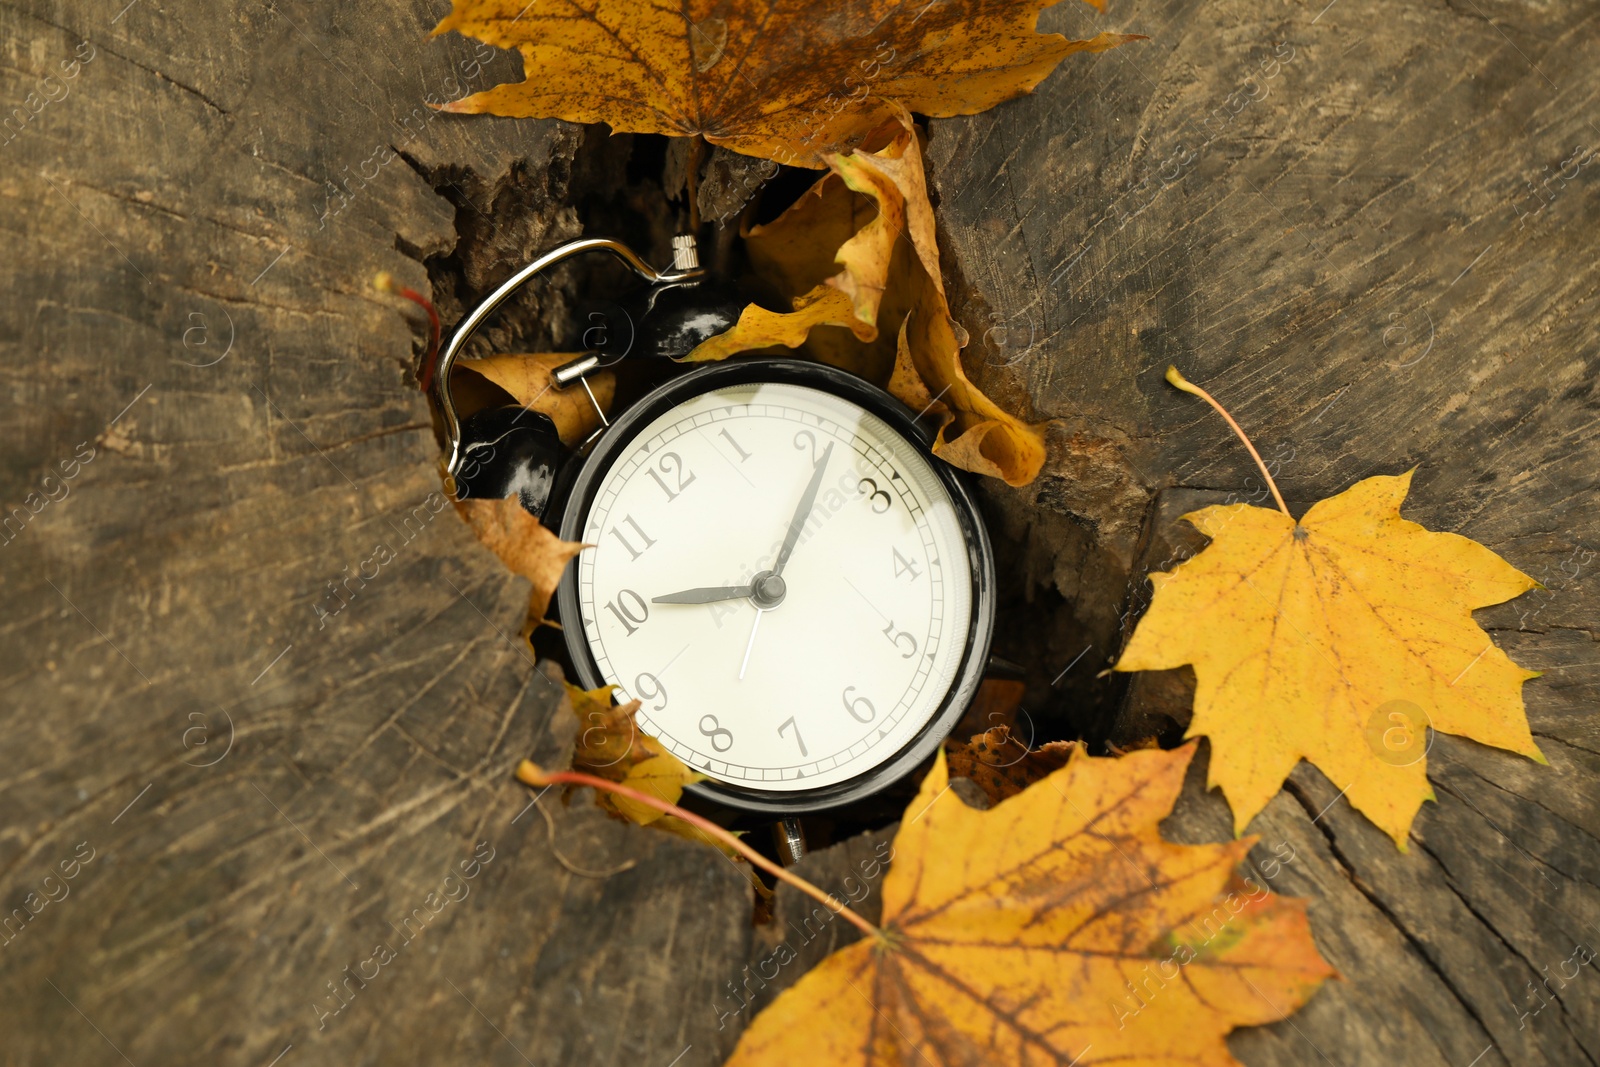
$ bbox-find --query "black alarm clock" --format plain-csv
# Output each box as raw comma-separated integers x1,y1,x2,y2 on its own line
434,235,996,833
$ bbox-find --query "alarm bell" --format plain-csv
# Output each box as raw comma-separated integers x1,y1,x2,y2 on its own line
436,234,743,519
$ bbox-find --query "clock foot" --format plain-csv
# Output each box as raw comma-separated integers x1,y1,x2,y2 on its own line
773,817,807,866
984,654,1028,679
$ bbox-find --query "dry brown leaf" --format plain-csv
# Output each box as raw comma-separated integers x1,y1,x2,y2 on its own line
688,108,1046,484
738,141,917,378
745,171,871,297
682,285,866,363
689,123,913,368
894,259,1046,485
946,726,1079,804
829,111,942,304
453,352,614,446
433,0,1142,166
567,682,701,824
885,324,940,414
568,683,651,778
452,495,585,624
565,684,750,862
948,675,1027,740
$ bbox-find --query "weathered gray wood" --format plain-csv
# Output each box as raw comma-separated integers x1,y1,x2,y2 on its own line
3,0,1597,1064
928,0,1600,1063
0,3,748,1065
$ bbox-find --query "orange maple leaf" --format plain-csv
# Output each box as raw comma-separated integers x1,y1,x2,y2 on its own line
432,0,1141,165
728,744,1334,1065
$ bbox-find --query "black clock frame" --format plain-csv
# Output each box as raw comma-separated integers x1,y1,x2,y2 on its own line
554,358,996,816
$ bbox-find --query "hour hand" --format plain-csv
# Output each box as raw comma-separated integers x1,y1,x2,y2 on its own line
651,585,752,605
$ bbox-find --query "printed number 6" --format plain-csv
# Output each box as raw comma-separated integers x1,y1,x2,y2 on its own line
842,687,876,723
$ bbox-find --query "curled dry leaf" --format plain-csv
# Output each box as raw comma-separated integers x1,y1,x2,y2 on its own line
564,684,747,861
451,495,585,625
688,108,1046,485
893,249,1047,485
1115,471,1542,847
685,285,867,363
728,744,1334,1066
432,0,1142,166
945,726,1078,804
452,352,614,446
567,682,701,825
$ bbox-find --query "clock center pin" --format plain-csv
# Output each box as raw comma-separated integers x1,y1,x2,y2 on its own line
750,571,787,609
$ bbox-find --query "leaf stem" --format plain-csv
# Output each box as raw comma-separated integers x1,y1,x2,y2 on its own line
516,760,884,940
686,135,705,233
374,272,442,392
1166,366,1290,518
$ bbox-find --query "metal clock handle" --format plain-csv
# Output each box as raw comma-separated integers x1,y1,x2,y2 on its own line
434,235,705,479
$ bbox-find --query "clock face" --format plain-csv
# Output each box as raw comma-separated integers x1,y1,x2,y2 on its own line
573,379,975,792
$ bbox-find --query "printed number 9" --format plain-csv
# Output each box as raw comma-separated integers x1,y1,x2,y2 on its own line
634,672,667,711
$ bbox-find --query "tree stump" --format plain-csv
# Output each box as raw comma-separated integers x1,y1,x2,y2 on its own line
1,0,1595,1065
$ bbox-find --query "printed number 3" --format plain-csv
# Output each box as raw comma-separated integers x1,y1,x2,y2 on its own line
856,477,891,514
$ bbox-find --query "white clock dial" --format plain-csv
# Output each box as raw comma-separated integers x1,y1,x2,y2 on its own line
575,380,974,791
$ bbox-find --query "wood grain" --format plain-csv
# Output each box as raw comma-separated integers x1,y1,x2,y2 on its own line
930,0,1600,1063
0,3,746,1065
1,0,1595,1064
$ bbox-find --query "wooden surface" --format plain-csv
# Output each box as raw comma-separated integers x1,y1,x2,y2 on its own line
0,1,1595,1066
930,0,1600,1064
0,4,747,1065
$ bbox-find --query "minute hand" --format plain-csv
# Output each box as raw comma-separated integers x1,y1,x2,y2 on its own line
772,440,834,576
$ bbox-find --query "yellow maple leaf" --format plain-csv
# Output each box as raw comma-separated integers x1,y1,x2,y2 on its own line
687,108,1046,484
1116,469,1541,846
729,744,1333,1065
432,0,1141,166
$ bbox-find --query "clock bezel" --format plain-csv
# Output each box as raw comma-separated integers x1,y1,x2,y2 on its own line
554,358,996,816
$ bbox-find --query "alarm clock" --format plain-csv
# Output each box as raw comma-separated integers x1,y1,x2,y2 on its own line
434,235,996,823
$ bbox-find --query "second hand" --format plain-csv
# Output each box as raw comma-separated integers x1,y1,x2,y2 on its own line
738,608,766,680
